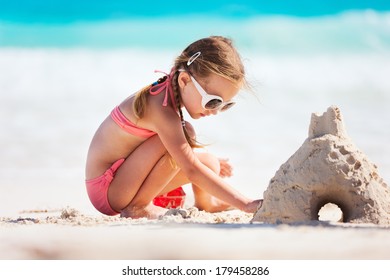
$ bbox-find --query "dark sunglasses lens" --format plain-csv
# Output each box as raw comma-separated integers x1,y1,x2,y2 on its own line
220,102,235,112
205,99,222,110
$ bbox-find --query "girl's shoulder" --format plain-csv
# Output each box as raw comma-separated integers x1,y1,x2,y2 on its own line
124,90,180,133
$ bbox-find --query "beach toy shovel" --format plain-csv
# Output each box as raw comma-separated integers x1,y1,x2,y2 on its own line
153,187,186,209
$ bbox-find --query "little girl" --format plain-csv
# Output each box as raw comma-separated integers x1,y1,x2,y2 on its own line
85,36,262,219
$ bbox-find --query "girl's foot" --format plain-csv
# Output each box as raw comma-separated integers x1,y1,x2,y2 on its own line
120,203,168,219
195,197,233,213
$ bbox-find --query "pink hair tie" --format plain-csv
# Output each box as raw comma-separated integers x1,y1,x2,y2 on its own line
149,69,176,107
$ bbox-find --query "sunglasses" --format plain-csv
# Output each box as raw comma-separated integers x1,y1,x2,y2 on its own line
189,75,236,112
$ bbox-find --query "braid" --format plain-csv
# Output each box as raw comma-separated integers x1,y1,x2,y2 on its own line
172,72,185,127
171,70,202,149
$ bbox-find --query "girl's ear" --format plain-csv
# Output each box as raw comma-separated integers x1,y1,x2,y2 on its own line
177,71,191,89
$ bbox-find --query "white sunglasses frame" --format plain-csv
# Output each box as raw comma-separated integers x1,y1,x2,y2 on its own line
189,75,236,111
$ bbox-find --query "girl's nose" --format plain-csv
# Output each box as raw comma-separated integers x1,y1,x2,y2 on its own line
209,109,219,116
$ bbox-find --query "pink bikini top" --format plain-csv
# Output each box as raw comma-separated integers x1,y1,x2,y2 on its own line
110,106,156,138
110,69,176,138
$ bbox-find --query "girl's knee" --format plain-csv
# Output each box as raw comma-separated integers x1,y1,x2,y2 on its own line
197,153,220,174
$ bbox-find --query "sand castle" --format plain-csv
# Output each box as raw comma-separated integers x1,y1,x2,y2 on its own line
252,106,390,224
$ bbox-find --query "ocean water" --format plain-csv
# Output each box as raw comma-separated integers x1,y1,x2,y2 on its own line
1,3,390,215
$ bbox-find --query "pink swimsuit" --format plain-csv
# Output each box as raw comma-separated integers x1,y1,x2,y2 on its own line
86,107,158,215
86,70,177,216
86,158,124,215
111,106,157,138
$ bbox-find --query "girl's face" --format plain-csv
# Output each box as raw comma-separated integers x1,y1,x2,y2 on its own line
178,72,239,119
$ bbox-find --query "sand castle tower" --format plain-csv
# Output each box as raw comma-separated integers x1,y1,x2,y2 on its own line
252,106,390,224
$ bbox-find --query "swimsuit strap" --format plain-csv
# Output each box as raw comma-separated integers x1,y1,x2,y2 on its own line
149,69,177,107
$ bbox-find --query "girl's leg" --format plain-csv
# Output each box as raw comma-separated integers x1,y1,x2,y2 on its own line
158,152,231,212
191,153,231,212
109,121,197,219
108,137,232,218
108,135,180,219
121,153,182,218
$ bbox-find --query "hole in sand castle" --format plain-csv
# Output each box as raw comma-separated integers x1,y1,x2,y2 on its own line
346,155,356,165
354,161,361,170
329,151,339,160
341,164,350,175
318,203,344,222
339,146,349,155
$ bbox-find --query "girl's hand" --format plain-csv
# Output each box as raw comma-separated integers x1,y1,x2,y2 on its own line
218,158,233,178
243,199,263,213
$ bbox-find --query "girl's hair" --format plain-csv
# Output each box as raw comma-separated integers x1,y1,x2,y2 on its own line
133,36,246,148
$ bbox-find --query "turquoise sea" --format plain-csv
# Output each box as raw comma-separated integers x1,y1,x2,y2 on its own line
1,1,390,214
1,0,390,52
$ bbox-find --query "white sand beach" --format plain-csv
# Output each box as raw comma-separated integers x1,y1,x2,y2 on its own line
1,207,390,260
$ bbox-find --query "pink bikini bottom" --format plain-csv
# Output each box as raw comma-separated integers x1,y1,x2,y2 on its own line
86,158,186,216
85,159,125,216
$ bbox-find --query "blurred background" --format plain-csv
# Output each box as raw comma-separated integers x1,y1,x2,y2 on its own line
1,0,389,215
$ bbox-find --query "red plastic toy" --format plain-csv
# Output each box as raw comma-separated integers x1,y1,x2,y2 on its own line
153,187,186,209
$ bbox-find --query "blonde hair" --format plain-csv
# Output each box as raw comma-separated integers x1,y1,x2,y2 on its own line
133,36,246,148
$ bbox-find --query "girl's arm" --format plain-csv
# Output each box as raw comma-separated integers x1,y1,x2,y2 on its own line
148,105,258,212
